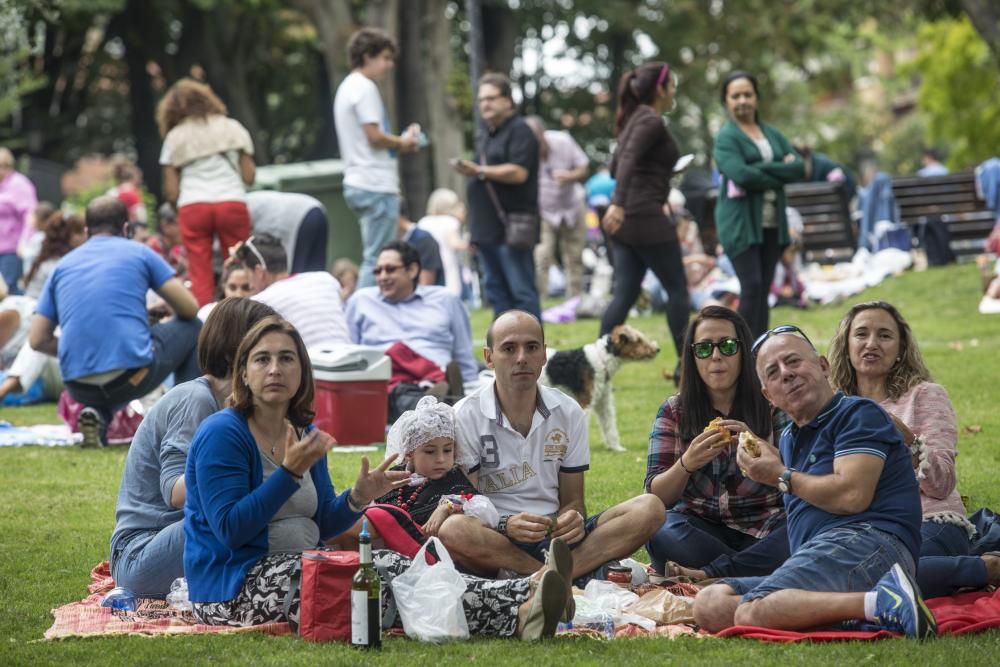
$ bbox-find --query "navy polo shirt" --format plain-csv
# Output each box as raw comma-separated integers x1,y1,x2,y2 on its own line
779,392,922,559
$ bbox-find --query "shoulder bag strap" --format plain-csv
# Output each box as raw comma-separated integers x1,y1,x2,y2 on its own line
479,139,508,224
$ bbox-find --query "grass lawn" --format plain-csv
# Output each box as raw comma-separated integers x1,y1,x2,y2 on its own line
3,262,999,665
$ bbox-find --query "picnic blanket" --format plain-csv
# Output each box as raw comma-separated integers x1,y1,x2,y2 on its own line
0,421,81,447
44,562,291,639
713,588,1000,643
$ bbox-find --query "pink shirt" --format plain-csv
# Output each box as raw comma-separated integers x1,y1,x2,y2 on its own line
879,382,968,525
538,130,588,227
0,171,37,254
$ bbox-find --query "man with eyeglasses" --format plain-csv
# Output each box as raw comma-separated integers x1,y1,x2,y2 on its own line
451,73,541,319
233,233,349,349
694,326,935,638
345,240,478,421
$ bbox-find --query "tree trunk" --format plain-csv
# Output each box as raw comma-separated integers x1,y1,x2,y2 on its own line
396,0,432,219
365,0,401,134
116,0,164,199
290,0,356,119
482,3,518,75
197,7,270,164
424,0,466,197
608,29,630,113
961,0,1000,65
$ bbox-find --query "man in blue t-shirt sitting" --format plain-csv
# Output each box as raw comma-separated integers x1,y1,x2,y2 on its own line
29,196,201,446
694,327,936,638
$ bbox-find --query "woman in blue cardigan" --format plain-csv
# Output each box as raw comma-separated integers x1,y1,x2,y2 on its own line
713,71,804,338
184,316,567,638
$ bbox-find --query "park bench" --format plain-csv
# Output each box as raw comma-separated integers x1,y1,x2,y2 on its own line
785,181,855,264
892,171,994,261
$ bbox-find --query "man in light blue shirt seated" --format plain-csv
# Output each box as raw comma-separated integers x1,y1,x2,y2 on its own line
345,240,478,421
30,196,201,446
917,148,949,178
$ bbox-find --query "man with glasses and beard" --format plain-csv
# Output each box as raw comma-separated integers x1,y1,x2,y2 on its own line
345,240,478,421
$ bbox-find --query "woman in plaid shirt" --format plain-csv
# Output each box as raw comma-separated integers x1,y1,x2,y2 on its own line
645,306,789,580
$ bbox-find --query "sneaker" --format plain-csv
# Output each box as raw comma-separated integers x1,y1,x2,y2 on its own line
79,407,107,448
871,563,937,638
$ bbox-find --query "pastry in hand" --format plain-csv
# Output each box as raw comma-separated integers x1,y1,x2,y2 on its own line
705,417,733,447
738,431,762,458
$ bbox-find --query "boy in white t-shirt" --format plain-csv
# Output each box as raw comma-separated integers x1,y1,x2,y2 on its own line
334,27,420,290
443,310,665,583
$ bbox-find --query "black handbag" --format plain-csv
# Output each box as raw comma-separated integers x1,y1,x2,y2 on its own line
480,156,539,250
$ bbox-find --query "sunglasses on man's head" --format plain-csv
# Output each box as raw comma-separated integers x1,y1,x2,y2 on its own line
751,325,815,357
692,337,740,359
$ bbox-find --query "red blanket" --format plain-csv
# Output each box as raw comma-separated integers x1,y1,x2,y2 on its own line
714,589,1000,642
45,562,291,640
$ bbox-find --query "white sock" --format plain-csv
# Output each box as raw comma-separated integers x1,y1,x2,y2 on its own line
863,590,878,621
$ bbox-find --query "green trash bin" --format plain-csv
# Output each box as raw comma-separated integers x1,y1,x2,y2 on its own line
251,159,361,266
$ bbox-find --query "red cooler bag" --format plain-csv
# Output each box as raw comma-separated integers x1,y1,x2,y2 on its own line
296,550,359,642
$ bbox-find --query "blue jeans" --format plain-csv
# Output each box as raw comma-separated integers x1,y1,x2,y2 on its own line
918,520,986,599
0,252,23,295
110,522,185,598
476,242,541,318
344,186,399,289
646,511,790,578
723,522,915,603
65,317,201,425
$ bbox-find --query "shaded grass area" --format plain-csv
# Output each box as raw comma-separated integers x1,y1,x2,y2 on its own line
2,263,999,664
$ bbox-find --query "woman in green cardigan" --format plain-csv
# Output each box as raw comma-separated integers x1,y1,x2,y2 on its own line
713,71,804,338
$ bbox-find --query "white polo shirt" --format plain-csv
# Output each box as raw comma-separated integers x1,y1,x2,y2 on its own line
454,380,589,517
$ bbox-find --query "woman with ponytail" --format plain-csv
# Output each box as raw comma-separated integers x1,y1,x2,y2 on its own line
601,62,689,363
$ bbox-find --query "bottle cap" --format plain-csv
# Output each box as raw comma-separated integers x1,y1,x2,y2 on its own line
360,518,370,540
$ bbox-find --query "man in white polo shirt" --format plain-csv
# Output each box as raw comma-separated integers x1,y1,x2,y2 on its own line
442,309,664,581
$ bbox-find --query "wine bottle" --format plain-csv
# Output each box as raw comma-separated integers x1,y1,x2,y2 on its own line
351,518,382,649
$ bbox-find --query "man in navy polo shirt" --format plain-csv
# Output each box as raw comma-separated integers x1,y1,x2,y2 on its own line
29,196,201,447
694,327,936,638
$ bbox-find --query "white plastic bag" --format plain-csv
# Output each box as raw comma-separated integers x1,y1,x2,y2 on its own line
390,537,470,642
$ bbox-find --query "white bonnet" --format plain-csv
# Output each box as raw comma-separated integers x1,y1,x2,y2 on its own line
385,396,477,469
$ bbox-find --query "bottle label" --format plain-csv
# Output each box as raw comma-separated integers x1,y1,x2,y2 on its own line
351,589,368,645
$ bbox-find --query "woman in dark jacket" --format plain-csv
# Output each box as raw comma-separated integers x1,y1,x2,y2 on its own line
713,71,804,338
601,61,689,357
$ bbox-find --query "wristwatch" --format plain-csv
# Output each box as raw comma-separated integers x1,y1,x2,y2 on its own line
476,166,486,181
497,514,511,535
778,468,795,494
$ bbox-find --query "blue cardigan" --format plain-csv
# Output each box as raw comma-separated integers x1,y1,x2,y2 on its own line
183,408,361,603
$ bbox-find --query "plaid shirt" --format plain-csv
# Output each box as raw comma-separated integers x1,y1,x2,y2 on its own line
644,396,786,538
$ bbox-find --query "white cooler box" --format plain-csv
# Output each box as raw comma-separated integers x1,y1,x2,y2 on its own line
310,343,391,445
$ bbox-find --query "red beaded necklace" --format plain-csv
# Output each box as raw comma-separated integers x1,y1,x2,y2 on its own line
397,481,429,513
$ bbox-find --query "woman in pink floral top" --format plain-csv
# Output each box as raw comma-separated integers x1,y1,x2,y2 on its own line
645,306,788,580
829,301,1000,598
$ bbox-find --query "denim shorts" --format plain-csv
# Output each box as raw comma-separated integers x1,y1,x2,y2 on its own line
722,522,916,604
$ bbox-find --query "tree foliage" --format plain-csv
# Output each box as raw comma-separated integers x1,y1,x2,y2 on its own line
907,16,1000,168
